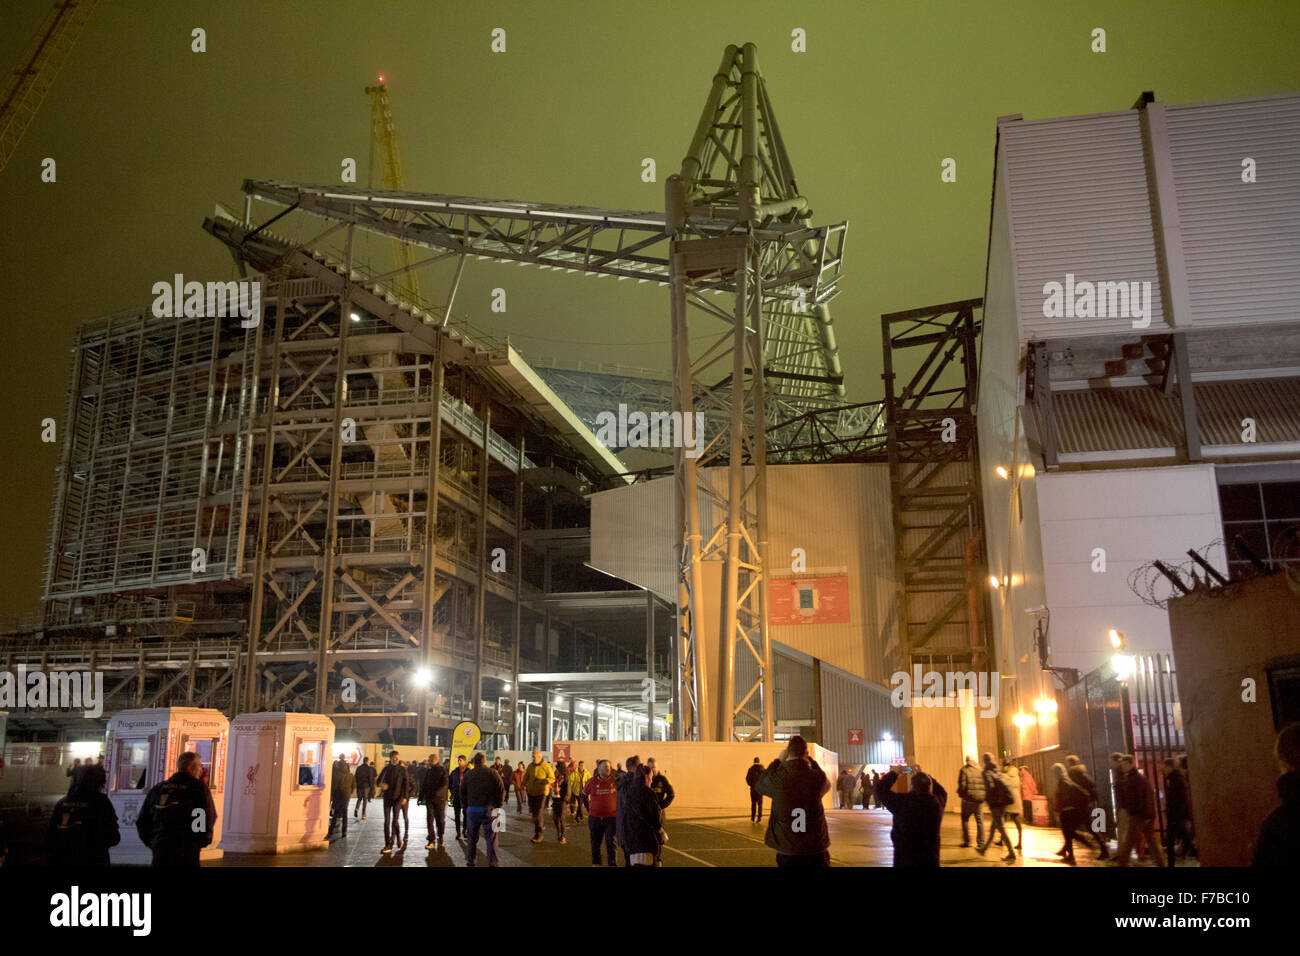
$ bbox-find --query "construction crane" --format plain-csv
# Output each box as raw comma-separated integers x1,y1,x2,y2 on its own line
213,43,846,743
0,0,99,175
365,76,422,305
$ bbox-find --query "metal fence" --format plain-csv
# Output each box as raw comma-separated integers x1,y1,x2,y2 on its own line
1061,653,1183,839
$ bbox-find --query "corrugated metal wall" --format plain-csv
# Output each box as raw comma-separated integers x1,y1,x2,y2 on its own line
589,476,676,600
735,643,816,728
1002,111,1168,342
1166,95,1300,329
819,660,903,768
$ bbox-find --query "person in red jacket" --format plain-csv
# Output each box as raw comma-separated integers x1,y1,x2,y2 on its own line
584,759,619,866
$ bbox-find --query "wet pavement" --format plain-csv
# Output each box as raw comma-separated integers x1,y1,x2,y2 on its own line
213,800,1193,867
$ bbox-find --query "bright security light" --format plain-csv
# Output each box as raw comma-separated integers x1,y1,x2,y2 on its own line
412,667,432,688
882,731,892,741
989,575,1001,589
1108,628,1126,650
1113,655,1136,682
1013,713,1037,728
1034,698,1058,716
995,465,1009,479
350,312,362,322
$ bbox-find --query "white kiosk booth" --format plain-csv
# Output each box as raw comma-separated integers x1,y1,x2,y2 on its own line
104,707,229,864
221,712,335,854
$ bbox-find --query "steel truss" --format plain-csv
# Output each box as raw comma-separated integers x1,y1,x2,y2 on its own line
881,298,994,671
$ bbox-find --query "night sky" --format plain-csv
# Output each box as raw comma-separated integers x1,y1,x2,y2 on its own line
2,0,1298,616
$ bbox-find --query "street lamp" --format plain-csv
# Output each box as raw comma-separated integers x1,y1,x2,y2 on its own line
1108,628,1125,650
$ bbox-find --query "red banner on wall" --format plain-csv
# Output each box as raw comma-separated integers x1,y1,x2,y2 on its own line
768,576,850,625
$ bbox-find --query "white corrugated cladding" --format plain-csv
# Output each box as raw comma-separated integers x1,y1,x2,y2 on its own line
1165,95,1300,329
818,661,903,768
1002,111,1168,342
735,643,816,725
588,476,676,600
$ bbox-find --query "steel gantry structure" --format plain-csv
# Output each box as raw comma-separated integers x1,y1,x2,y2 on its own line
227,43,847,741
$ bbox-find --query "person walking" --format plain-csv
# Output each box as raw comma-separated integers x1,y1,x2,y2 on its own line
875,767,947,867
551,759,570,844
1162,757,1194,865
1113,754,1165,866
956,755,986,849
1253,723,1300,867
869,770,882,809
420,752,450,849
461,752,505,867
512,762,526,812
448,754,469,841
354,757,375,819
585,759,619,867
622,764,664,867
46,765,119,867
647,757,674,866
136,752,217,867
376,751,411,853
523,749,555,844
976,753,1016,862
615,755,642,866
1052,763,1090,865
570,760,590,821
745,756,764,822
755,736,831,867
1062,756,1106,858
328,755,355,838
999,759,1023,851
837,768,857,809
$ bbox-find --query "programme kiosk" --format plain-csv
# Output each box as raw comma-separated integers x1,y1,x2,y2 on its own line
104,707,229,864
221,712,335,854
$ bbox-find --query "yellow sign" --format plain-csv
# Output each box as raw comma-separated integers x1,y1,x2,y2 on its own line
451,720,482,764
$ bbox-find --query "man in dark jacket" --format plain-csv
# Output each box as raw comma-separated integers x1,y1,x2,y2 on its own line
376,751,410,853
647,757,674,866
136,751,217,867
448,754,469,841
615,754,641,866
1253,723,1300,867
461,752,505,866
420,751,450,849
328,756,355,838
354,757,375,819
876,768,947,867
1162,757,1194,865
622,764,663,867
1113,754,1164,866
956,756,986,849
745,757,764,821
755,736,831,867
976,753,1016,862
1065,755,1105,857
47,765,119,866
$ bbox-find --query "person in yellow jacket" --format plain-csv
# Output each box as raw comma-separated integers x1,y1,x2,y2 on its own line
523,750,555,843
568,760,590,821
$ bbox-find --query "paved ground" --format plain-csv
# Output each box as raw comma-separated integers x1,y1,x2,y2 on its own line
214,800,1194,867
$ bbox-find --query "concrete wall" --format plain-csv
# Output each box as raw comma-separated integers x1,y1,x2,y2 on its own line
553,740,838,811
1168,574,1300,866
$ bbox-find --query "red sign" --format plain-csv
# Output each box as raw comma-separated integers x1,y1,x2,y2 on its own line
768,576,850,625
552,743,571,763
848,729,863,746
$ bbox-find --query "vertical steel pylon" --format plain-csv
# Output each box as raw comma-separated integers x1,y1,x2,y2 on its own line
667,43,845,742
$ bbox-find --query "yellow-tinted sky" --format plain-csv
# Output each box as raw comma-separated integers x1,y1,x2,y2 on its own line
1,0,1298,614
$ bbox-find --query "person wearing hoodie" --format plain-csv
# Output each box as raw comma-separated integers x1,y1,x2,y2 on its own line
1052,763,1091,866
523,749,555,844
976,753,1016,862
875,767,947,867
420,751,450,849
1062,755,1108,859
585,759,619,866
956,755,986,849
136,751,217,867
754,736,831,867
1253,723,1300,867
998,760,1023,851
46,764,119,866
622,764,664,867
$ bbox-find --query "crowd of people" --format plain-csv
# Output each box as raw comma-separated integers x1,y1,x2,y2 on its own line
26,721,1300,868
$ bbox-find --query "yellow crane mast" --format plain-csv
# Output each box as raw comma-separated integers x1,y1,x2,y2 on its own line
365,76,421,304
0,0,99,175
